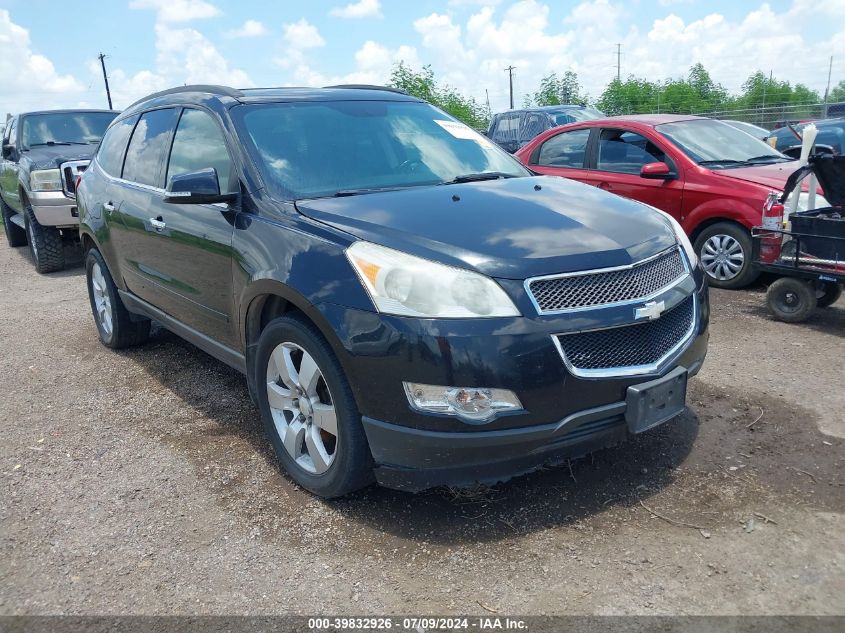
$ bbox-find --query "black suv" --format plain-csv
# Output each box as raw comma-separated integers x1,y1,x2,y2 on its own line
488,105,604,153
77,85,708,498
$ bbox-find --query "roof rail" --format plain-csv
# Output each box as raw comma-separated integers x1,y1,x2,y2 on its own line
126,84,242,110
323,84,408,95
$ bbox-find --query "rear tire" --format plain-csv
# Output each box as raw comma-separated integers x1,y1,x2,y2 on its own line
816,281,842,308
694,222,758,289
256,314,373,498
24,204,65,273
85,248,151,348
766,277,817,323
2,199,27,247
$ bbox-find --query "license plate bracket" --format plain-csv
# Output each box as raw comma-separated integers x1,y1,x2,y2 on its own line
625,367,688,434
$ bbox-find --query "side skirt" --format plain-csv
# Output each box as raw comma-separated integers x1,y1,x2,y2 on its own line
119,290,246,374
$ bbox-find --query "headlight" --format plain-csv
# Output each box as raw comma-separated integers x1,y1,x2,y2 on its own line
30,169,63,192
347,241,520,318
794,191,829,212
654,210,697,267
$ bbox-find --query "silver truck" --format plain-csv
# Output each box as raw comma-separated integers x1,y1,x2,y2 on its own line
1,109,117,272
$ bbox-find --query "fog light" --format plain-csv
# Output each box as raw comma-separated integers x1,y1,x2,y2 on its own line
403,382,522,423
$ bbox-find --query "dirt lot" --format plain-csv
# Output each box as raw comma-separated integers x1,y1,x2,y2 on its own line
1,238,843,616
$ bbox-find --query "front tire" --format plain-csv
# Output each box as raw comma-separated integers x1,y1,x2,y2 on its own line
694,222,758,289
2,199,27,247
85,248,151,348
766,277,817,323
256,314,373,498
24,204,65,273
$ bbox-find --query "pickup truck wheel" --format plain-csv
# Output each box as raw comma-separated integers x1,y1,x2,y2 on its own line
24,205,65,273
2,199,27,247
85,249,150,348
256,315,373,498
766,277,817,323
694,223,758,289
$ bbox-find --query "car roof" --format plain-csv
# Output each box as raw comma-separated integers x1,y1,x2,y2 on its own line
583,113,703,127
123,84,421,114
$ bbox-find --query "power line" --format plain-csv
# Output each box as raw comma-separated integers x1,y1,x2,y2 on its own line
98,52,113,110
504,65,516,109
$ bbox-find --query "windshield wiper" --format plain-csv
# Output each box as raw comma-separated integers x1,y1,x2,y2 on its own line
743,155,791,164
443,172,518,184
332,186,407,197
698,159,746,166
26,141,88,148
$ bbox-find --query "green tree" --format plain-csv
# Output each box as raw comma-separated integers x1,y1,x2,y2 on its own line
388,62,489,129
527,72,587,107
828,79,845,102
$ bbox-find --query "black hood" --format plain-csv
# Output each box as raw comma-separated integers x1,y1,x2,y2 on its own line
295,176,677,279
22,145,96,170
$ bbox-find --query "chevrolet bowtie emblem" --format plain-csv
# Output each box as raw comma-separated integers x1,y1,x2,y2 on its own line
635,300,665,321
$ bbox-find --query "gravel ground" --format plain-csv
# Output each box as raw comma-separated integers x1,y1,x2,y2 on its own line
1,238,843,616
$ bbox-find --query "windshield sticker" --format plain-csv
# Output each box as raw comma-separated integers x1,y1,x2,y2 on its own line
435,119,480,140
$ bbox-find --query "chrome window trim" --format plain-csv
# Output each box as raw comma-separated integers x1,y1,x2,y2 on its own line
524,246,689,315
551,293,698,379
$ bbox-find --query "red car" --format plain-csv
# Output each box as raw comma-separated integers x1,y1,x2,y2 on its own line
515,115,825,288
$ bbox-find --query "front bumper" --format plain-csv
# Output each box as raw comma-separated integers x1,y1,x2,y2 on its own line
318,269,709,491
29,191,78,227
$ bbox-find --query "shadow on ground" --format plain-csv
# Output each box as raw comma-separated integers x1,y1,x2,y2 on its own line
117,323,843,548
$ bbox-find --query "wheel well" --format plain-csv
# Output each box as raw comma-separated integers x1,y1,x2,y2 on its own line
245,294,301,348
81,233,95,255
689,218,747,244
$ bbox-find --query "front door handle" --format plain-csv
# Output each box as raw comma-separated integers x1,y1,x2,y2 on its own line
598,182,612,191
149,217,166,232
103,201,115,213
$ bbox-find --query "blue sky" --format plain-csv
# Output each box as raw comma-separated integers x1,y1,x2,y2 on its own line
0,0,842,114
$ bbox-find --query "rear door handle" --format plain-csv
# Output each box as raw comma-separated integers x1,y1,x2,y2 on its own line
598,182,612,191
149,217,166,232
103,201,115,212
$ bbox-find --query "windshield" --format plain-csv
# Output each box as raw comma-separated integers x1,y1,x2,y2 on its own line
21,112,117,148
657,119,788,167
550,107,603,126
233,100,529,199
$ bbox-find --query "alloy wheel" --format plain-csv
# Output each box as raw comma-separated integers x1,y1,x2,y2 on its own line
266,342,338,475
700,234,745,281
90,262,113,337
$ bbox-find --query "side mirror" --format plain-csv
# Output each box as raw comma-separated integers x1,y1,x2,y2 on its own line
164,168,237,204
640,161,675,180
2,143,15,160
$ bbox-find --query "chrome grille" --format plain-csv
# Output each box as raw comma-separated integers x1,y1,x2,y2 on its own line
528,248,686,313
60,160,89,197
555,295,695,375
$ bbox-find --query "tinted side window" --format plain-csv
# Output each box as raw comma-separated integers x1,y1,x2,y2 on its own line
537,129,591,167
520,114,546,142
492,114,520,143
96,115,138,177
597,129,666,174
166,109,235,193
122,108,179,187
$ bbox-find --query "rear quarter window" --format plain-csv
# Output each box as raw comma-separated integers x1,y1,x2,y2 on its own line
96,115,138,177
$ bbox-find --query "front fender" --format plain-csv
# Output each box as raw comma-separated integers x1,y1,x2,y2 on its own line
682,197,760,235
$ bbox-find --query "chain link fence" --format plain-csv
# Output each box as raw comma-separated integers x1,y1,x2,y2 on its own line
693,102,845,130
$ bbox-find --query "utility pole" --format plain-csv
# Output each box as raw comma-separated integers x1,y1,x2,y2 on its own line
823,56,833,103
616,43,621,82
504,65,516,109
762,69,772,110
98,53,113,110
485,89,491,116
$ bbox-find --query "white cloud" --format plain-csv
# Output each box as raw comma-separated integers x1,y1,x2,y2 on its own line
129,0,221,23
329,0,382,19
225,19,269,39
283,19,326,49
101,23,253,108
0,10,87,112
